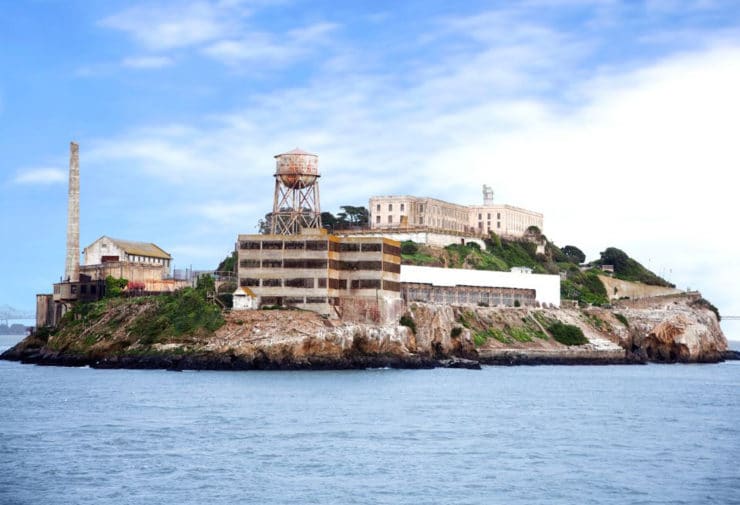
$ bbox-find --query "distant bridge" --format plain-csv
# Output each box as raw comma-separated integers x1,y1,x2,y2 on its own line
0,306,34,326
724,316,740,321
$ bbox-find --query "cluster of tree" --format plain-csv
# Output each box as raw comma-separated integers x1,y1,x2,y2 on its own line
256,205,370,234
321,206,369,231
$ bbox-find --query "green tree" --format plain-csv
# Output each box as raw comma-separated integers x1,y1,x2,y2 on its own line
216,251,236,273
562,245,586,264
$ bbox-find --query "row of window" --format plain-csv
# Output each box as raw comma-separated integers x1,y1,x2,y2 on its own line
240,240,387,252
239,277,399,291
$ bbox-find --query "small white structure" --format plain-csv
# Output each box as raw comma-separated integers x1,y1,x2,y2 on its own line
401,265,561,308
510,266,533,274
232,287,258,310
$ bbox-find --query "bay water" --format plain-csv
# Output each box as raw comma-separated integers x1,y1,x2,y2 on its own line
1,334,739,504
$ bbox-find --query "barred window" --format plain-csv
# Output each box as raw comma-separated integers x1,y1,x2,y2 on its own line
351,279,381,289
284,278,314,288
383,280,400,292
240,278,260,287
284,241,305,250
283,259,327,269
262,279,281,287
262,241,283,250
383,262,401,274
317,278,327,288
240,259,260,268
383,243,401,256
240,241,261,250
329,278,347,290
305,240,328,251
284,297,305,305
305,297,327,304
339,242,360,252
262,260,282,268
361,243,382,252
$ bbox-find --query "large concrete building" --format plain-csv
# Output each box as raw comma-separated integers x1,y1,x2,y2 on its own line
236,229,402,321
236,149,404,322
369,186,543,239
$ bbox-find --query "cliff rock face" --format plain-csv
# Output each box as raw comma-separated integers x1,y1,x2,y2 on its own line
1,293,728,369
613,295,727,363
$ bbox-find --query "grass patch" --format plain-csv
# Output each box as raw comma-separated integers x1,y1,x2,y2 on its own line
547,322,588,346
129,288,224,345
614,313,629,327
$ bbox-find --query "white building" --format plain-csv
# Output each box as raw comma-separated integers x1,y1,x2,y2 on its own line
369,187,543,239
232,287,259,310
83,236,172,268
400,265,561,307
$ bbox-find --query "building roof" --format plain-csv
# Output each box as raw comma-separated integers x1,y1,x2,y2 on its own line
233,286,257,297
106,237,172,260
275,147,316,157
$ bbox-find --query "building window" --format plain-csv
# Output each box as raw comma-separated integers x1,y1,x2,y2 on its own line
487,213,491,219
497,212,501,219
376,215,381,224
419,217,424,225
400,203,405,212
478,213,482,219
497,221,501,229
388,215,393,223
376,204,380,211
388,204,393,211
419,204,424,213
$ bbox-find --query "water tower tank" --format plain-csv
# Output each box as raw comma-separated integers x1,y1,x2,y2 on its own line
274,148,319,189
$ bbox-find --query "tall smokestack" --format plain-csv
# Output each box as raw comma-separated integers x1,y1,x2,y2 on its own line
64,141,80,282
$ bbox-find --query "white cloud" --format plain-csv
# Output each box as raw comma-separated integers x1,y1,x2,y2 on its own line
12,168,67,185
121,56,174,69
99,2,243,51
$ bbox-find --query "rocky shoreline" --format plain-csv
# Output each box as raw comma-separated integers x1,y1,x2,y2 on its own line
1,293,730,371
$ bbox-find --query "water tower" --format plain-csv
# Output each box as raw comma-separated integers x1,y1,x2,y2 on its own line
270,148,322,234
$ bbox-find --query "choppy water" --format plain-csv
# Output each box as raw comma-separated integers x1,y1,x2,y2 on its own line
1,334,739,505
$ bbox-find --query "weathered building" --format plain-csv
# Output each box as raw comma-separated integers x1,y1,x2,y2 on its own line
81,236,173,287
236,229,402,321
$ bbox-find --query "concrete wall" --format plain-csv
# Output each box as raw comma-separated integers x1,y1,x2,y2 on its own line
598,275,682,300
80,263,168,283
400,265,561,307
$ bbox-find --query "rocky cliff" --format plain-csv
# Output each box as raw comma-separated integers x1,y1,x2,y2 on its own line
2,291,729,370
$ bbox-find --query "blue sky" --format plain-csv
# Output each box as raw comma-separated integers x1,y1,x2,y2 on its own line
2,0,740,336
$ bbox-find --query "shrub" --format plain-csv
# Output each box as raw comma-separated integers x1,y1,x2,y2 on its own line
401,241,419,255
400,315,416,334
614,313,629,327
548,322,588,346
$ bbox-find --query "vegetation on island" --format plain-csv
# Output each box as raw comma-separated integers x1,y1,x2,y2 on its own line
400,231,673,308
48,276,224,355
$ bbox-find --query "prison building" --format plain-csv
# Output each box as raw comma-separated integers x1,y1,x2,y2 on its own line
400,265,561,308
236,230,402,319
369,193,543,240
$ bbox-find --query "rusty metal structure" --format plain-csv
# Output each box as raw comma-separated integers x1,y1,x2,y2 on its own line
270,148,322,235
64,141,80,282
